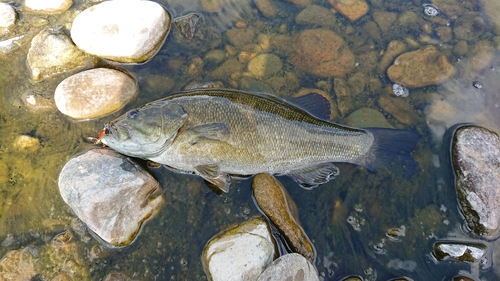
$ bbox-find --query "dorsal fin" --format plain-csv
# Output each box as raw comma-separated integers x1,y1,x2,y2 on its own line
286,92,332,121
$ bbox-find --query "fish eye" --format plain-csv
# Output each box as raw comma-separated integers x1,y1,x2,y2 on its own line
128,110,138,119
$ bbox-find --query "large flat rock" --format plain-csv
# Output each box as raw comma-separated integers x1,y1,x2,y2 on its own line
452,125,500,239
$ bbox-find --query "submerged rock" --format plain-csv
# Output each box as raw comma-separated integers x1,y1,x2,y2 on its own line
0,247,37,280
256,253,320,281
58,149,164,246
247,53,283,77
433,241,487,263
54,68,138,121
292,29,355,78
27,28,96,81
71,0,171,63
252,173,316,263
452,125,500,238
328,0,369,22
387,45,456,88
202,216,276,281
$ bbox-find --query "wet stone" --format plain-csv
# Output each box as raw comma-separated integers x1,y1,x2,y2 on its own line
27,28,96,81
295,5,337,28
392,83,409,97
13,135,41,152
433,241,487,263
423,4,439,17
174,13,201,40
70,0,171,63
254,0,277,18
0,247,37,280
21,89,57,113
387,45,456,88
25,0,72,13
252,173,316,263
256,253,320,281
247,53,283,77
0,3,16,35
452,126,500,238
453,15,486,41
345,107,393,128
54,68,138,121
58,149,164,246
292,29,355,78
202,216,276,281
329,0,369,22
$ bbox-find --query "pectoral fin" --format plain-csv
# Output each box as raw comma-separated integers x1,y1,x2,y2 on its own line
286,163,340,188
195,164,231,193
187,123,230,145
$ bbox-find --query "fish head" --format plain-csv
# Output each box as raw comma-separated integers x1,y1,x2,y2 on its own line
99,102,188,158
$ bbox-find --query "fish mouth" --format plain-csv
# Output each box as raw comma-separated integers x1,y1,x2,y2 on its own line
101,122,126,141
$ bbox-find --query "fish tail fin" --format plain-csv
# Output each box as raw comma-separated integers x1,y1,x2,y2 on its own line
360,128,420,177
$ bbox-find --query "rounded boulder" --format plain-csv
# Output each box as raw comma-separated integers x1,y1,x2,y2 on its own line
70,0,171,63
54,68,137,121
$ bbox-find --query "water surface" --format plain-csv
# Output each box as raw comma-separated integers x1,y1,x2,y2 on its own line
1,0,500,280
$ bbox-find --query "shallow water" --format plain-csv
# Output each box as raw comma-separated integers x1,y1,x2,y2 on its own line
1,0,500,280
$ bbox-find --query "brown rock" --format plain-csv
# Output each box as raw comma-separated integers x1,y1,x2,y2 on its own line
329,0,369,22
334,77,352,117
378,40,407,74
387,45,456,88
285,0,312,7
252,174,316,263
372,10,397,33
254,0,277,18
292,29,355,77
295,5,337,28
226,27,255,48
378,93,420,125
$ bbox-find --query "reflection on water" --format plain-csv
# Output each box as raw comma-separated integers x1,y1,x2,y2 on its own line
1,0,500,280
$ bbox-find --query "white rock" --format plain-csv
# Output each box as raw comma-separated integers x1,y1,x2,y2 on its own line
0,35,26,54
27,28,96,81
54,68,137,120
25,0,73,13
71,0,171,63
58,149,164,246
0,3,16,35
257,253,320,281
203,217,276,281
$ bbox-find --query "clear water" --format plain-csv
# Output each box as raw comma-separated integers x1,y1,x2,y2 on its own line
1,0,500,280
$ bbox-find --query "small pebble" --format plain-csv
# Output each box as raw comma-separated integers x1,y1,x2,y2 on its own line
13,135,41,151
423,4,439,17
472,81,483,89
392,83,409,97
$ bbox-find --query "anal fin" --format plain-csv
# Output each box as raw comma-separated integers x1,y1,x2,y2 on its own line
195,164,231,193
286,163,340,188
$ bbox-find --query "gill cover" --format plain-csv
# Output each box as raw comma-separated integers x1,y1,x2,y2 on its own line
101,101,188,158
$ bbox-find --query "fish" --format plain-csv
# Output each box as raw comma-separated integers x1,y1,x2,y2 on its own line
98,89,419,193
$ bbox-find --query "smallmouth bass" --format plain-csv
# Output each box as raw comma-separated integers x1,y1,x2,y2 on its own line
98,89,419,192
